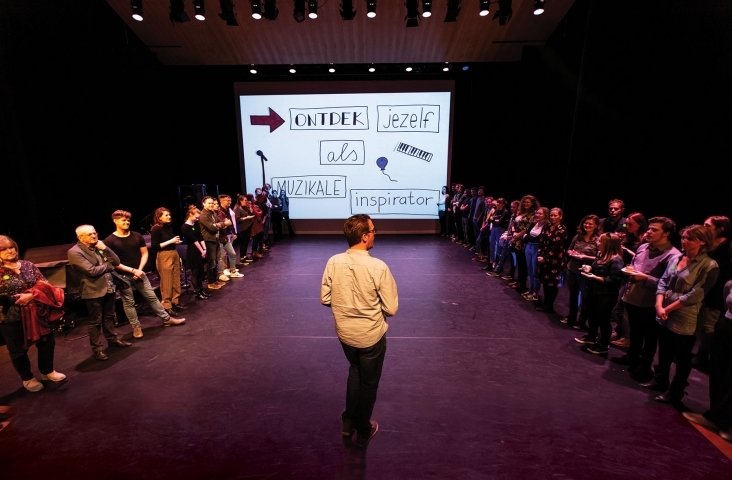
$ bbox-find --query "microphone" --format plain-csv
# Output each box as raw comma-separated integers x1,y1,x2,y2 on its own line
256,150,268,162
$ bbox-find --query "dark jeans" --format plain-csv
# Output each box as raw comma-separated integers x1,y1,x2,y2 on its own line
252,232,264,254
340,334,387,438
543,284,559,310
282,212,295,236
272,212,283,239
0,321,56,381
626,303,659,371
565,270,589,326
85,293,119,352
454,214,464,240
587,293,616,347
656,325,696,398
494,237,515,276
237,226,252,260
438,211,446,235
705,315,732,428
515,247,528,292
204,241,220,284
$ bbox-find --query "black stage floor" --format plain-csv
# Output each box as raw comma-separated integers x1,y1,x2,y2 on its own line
0,236,729,479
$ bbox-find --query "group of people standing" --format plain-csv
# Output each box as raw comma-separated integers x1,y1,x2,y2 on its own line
443,185,732,442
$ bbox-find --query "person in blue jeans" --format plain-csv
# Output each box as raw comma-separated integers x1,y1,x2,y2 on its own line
523,207,548,302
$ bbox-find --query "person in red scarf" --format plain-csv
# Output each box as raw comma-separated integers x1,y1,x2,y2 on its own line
0,235,66,393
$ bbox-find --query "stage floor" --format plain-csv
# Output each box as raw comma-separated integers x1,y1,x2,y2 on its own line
0,235,729,479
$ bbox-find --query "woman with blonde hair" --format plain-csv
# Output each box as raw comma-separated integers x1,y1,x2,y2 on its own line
508,195,540,294
575,233,625,355
151,207,184,314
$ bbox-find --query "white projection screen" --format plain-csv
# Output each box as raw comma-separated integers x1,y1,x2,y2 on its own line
234,81,454,234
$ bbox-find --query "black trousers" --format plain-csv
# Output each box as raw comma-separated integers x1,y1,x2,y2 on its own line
543,284,559,310
0,321,56,381
204,241,220,284
237,226,252,260
705,315,732,429
626,304,659,370
340,334,387,438
85,293,118,352
587,293,616,347
282,212,295,236
271,212,283,239
514,247,528,292
656,325,696,396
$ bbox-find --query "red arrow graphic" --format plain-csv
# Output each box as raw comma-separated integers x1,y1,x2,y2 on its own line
250,108,285,133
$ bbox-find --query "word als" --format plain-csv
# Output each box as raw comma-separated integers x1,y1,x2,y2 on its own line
320,140,365,165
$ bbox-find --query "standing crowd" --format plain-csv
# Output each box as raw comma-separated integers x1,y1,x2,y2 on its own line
441,183,732,442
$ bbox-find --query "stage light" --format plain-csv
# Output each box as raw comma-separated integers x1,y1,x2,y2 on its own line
219,0,239,25
250,65,257,74
444,0,460,22
533,0,544,15
479,0,489,16
308,0,318,18
194,0,206,19
366,0,376,18
251,0,262,18
462,65,469,71
170,0,191,22
289,65,297,73
263,0,278,19
340,0,356,19
328,64,335,73
293,0,305,21
493,0,511,25
442,63,450,72
406,66,413,72
405,0,419,27
421,0,431,17
368,65,376,72
131,0,144,21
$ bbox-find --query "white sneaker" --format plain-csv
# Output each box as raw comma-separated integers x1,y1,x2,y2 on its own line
223,269,231,276
23,378,44,392
219,274,230,281
229,272,244,278
41,371,67,382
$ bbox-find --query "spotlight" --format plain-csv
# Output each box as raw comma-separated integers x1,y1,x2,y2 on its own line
289,66,297,73
406,66,413,72
194,0,206,19
131,0,144,21
308,0,317,18
293,0,305,21
405,0,419,27
444,0,460,22
250,66,257,74
170,0,191,22
251,0,262,18
479,0,489,16
328,64,335,73
368,65,376,72
462,65,469,71
442,63,450,72
366,0,376,18
219,0,239,24
340,0,356,19
263,0,278,19
493,0,511,25
533,0,544,15
421,0,431,17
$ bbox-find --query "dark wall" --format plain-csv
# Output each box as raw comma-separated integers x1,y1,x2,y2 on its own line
1,0,730,252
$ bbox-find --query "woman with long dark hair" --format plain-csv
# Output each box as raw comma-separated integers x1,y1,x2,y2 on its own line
508,195,540,294
563,214,600,328
151,207,184,314
574,233,625,355
522,206,548,302
535,208,568,313
234,194,255,263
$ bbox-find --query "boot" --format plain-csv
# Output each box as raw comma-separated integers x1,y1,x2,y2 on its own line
640,375,670,392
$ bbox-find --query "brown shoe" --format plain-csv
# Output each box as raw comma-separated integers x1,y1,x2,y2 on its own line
354,421,379,447
207,282,222,290
132,326,143,339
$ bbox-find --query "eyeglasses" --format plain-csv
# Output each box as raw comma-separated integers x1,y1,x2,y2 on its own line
366,228,377,234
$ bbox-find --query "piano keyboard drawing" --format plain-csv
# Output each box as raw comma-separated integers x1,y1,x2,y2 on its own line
394,142,433,162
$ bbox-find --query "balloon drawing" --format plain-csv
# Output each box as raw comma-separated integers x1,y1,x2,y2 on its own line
376,156,397,182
